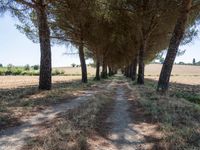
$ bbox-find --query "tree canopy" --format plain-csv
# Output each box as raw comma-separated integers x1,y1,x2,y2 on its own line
3,0,200,91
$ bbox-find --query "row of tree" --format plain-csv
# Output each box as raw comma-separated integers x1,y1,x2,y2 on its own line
1,0,200,93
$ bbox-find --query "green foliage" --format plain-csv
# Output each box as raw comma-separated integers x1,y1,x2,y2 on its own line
0,64,3,67
6,0,199,71
32,65,39,70
174,92,200,104
71,63,76,67
0,67,64,76
12,68,23,75
52,69,65,76
24,64,30,71
0,68,6,75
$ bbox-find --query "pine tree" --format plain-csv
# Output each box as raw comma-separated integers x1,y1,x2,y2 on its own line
157,0,192,93
7,0,52,90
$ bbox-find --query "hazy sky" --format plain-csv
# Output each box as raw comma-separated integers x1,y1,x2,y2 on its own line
0,14,200,67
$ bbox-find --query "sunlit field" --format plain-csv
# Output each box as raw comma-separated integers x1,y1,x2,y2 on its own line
145,64,200,85
59,64,200,85
0,65,199,89
0,76,81,89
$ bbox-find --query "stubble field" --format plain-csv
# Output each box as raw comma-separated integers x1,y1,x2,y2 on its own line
145,64,200,85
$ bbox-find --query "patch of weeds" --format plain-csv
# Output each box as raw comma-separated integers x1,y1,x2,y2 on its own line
173,91,200,104
145,79,200,105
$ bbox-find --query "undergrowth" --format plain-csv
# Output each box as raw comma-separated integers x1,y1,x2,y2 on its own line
134,82,200,149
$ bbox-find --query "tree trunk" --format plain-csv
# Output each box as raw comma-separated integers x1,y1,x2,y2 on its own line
79,42,88,83
95,58,100,80
124,67,127,76
108,66,112,76
37,6,52,90
127,65,131,78
101,58,107,78
157,0,192,93
131,57,137,81
137,44,145,84
130,64,133,79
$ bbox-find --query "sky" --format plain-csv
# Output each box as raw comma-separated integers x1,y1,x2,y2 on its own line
0,14,200,67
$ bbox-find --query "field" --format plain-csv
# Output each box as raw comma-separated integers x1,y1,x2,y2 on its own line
58,64,200,85
0,76,81,89
145,64,200,85
0,64,199,89
56,66,96,76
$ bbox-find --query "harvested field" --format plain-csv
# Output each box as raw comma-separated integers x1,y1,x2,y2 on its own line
0,76,81,89
55,66,97,76
145,64,200,85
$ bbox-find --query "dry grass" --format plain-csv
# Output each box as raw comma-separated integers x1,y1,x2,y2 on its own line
0,78,102,130
23,92,113,150
132,81,200,149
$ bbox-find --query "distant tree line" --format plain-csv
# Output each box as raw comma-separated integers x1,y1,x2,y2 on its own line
0,64,64,76
152,57,200,66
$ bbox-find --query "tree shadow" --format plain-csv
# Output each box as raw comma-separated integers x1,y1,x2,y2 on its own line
0,78,102,131
0,79,93,107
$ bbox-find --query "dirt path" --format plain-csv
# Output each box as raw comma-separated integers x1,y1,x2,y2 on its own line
89,81,142,149
0,90,97,150
106,84,142,150
88,79,161,150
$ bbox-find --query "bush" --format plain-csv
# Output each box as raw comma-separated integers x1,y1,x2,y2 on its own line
0,66,65,76
0,69,5,75
32,65,39,70
0,64,3,67
24,64,30,71
28,70,39,76
21,70,39,76
71,63,76,67
52,69,60,75
52,69,65,76
5,70,12,75
12,68,23,75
